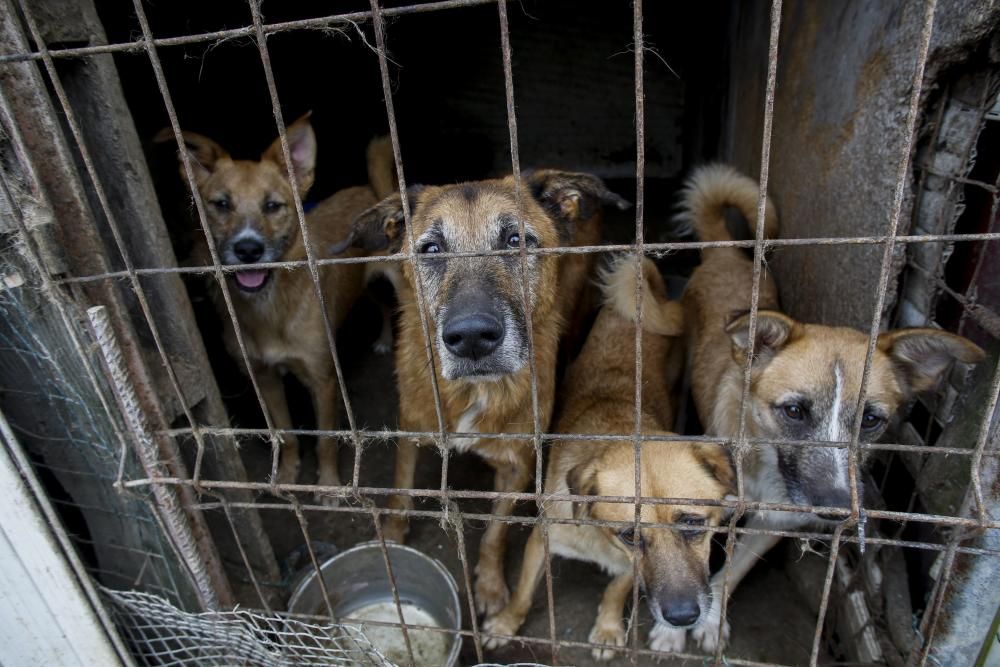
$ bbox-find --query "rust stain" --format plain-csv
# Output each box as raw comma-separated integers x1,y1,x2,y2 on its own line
856,47,889,105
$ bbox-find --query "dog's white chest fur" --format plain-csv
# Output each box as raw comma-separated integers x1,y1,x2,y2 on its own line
450,395,485,452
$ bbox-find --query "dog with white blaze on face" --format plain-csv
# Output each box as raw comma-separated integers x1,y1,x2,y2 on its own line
332,170,629,617
157,115,396,503
673,164,986,652
482,256,734,661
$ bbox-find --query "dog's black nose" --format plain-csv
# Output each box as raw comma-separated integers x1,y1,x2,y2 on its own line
442,313,504,358
810,486,852,519
661,599,701,627
234,238,265,263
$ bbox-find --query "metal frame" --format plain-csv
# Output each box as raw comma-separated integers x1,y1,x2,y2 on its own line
0,1,997,666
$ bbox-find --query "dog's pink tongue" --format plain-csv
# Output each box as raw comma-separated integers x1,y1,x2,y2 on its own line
236,270,267,289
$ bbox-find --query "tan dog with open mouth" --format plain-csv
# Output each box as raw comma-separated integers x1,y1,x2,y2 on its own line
157,115,396,501
332,170,629,615
675,164,985,652
482,256,733,660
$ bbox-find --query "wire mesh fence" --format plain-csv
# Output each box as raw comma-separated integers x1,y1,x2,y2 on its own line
104,588,396,667
0,237,200,612
0,0,998,666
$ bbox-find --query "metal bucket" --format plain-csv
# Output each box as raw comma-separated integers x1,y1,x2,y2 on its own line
288,541,462,667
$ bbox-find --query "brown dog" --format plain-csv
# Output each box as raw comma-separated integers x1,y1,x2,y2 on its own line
158,115,396,502
482,256,733,660
676,164,985,651
334,170,628,615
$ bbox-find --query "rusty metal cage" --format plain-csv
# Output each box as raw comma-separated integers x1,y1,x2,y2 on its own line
0,0,997,665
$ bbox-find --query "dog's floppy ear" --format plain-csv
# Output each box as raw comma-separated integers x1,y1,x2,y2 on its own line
523,169,631,242
725,310,800,368
262,112,317,196
877,328,985,395
329,187,424,255
693,444,736,496
154,128,230,188
566,460,599,521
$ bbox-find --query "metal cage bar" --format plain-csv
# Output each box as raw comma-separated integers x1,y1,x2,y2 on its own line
41,233,1000,286
12,0,221,489
245,0,364,478
493,2,561,662
126,0,290,482
0,0,997,665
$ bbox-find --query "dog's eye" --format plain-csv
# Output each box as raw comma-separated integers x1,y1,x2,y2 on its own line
263,200,285,213
505,230,537,248
861,412,884,430
210,198,231,212
420,241,441,254
618,528,643,548
679,516,707,530
781,403,805,421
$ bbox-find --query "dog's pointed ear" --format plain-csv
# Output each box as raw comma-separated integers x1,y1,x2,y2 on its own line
878,328,985,395
725,310,799,367
154,128,229,188
523,169,630,242
329,187,424,256
262,112,316,196
566,460,599,521
693,444,736,496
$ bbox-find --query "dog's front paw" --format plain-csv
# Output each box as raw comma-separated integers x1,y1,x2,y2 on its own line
481,609,522,651
588,621,626,661
315,493,341,507
474,571,510,617
691,614,730,653
316,471,342,507
276,453,301,486
648,621,686,654
380,515,409,544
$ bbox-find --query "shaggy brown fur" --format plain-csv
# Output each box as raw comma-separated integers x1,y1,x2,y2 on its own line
335,170,628,615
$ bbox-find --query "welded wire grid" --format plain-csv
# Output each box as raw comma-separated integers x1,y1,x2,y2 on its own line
1,1,998,666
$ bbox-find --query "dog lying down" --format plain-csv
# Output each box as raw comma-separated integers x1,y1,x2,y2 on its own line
483,256,734,660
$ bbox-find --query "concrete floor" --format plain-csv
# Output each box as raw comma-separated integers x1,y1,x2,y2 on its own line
201,288,831,667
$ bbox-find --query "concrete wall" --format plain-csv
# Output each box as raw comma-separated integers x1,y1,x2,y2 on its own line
722,0,1000,329
722,3,1000,663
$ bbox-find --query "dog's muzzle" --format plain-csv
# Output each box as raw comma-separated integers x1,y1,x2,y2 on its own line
658,597,701,628
438,286,515,379
226,236,271,293
809,486,853,522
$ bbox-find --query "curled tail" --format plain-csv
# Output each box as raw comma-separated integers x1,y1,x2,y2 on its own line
676,164,779,242
598,255,683,336
366,135,398,200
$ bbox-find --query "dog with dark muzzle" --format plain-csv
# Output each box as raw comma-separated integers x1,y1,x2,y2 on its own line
157,115,396,501
332,170,629,615
482,256,734,660
673,164,985,652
